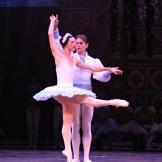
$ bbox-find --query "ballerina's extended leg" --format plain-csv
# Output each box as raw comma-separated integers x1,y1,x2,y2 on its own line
75,96,129,108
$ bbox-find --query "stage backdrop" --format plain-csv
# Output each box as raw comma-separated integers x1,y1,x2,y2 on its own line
0,0,58,7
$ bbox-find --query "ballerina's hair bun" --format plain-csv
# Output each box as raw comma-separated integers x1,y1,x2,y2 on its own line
60,33,73,47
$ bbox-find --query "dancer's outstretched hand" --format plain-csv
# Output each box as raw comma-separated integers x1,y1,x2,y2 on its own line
50,14,59,30
109,67,123,75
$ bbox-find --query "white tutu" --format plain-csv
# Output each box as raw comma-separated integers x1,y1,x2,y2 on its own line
33,85,96,101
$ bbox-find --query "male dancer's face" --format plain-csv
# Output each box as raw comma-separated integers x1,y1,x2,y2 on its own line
76,38,88,55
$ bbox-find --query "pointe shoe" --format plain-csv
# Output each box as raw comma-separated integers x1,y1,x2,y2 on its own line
109,99,129,107
84,158,92,162
62,150,72,162
62,150,66,156
72,159,80,162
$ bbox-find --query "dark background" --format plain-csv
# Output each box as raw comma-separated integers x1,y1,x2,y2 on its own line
0,0,162,149
0,0,58,7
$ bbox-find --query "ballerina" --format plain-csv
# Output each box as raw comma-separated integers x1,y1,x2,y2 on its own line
33,15,129,162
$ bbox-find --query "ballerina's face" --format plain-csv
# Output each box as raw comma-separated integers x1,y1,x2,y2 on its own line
67,37,76,52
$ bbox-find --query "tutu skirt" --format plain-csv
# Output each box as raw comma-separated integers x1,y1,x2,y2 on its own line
33,85,96,101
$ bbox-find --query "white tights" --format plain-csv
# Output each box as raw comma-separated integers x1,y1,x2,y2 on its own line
72,104,94,162
62,103,77,162
56,96,128,162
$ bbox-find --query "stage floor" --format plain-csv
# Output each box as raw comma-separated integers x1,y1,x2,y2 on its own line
0,149,162,162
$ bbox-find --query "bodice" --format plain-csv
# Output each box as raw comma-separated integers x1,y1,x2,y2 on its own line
56,58,76,87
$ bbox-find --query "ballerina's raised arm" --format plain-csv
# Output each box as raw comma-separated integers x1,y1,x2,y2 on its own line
48,15,63,59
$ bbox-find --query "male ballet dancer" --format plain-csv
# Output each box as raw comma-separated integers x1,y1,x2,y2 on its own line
72,34,120,162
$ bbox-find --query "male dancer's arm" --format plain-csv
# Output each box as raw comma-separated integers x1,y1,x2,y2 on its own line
92,58,111,82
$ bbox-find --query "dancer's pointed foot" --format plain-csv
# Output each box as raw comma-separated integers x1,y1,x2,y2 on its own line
109,99,129,108
72,159,80,162
62,150,72,162
84,158,92,162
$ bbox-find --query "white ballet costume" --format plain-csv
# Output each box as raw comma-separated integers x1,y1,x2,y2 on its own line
33,54,129,107
33,28,129,108
33,57,96,102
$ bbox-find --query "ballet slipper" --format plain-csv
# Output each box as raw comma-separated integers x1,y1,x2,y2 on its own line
84,158,92,162
72,159,80,162
109,99,129,108
62,150,72,162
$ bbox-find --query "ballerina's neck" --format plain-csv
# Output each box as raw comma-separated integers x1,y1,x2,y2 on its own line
63,48,71,56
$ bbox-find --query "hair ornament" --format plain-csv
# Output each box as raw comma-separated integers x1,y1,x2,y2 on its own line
62,33,72,43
